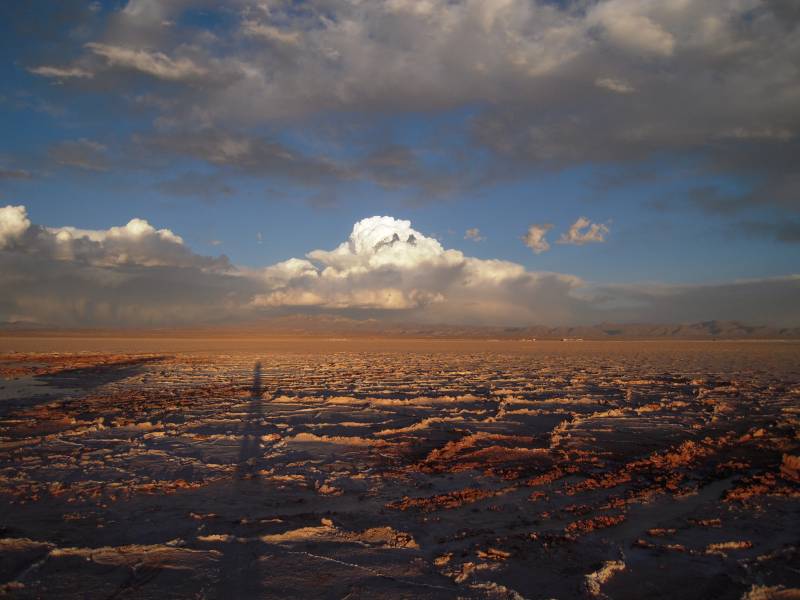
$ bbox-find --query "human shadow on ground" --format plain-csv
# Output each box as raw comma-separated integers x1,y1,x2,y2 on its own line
236,361,264,479
218,361,269,597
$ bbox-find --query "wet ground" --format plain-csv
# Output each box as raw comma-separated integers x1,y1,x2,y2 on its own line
0,340,798,598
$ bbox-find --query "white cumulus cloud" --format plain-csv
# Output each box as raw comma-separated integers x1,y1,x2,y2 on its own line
590,2,676,57
523,223,554,254
0,204,225,270
595,77,635,94
465,228,484,242
1,209,797,327
558,217,610,246
0,205,32,250
85,43,207,81
28,65,94,79
249,216,588,320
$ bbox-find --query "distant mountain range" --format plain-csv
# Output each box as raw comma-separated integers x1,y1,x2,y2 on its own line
5,316,796,340
500,321,800,340
213,315,800,339
359,319,799,339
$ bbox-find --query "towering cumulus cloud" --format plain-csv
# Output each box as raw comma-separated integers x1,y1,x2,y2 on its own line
0,205,31,250
253,216,581,320
0,205,240,326
0,207,798,327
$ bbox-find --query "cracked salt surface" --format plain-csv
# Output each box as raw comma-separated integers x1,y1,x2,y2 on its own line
0,340,798,598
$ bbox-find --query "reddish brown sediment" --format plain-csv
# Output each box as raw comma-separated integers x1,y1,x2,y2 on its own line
386,487,506,511
780,455,800,483
564,513,626,535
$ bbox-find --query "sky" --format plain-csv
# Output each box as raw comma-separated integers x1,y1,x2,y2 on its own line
0,0,798,328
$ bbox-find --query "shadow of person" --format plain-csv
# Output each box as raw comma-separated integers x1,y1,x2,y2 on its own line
219,361,269,597
236,361,264,479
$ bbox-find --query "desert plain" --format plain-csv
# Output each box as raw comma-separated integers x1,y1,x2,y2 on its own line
0,335,798,599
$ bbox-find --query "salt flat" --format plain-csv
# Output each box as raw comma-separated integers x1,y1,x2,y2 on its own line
0,338,798,598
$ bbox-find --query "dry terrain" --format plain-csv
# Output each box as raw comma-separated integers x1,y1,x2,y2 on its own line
0,336,798,599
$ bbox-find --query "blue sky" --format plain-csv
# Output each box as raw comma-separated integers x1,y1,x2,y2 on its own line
0,0,798,327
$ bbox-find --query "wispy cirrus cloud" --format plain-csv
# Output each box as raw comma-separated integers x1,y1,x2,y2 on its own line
28,65,93,79
85,42,207,82
49,139,109,172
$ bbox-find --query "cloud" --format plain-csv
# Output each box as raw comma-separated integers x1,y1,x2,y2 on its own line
250,216,583,319
688,172,800,215
0,255,255,328
734,220,800,243
0,204,227,270
305,216,456,275
0,204,242,327
15,0,798,208
85,43,207,81
523,224,553,254
592,277,800,326
242,21,302,46
595,77,635,94
0,205,31,250
28,65,93,79
49,139,109,172
43,217,234,270
1,208,798,327
558,217,610,245
140,130,345,183
357,145,460,196
0,169,32,180
589,2,675,57
464,228,484,242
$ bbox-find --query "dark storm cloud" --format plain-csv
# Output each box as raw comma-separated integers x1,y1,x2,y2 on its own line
0,204,246,327
592,277,800,326
0,253,257,328
18,1,798,208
